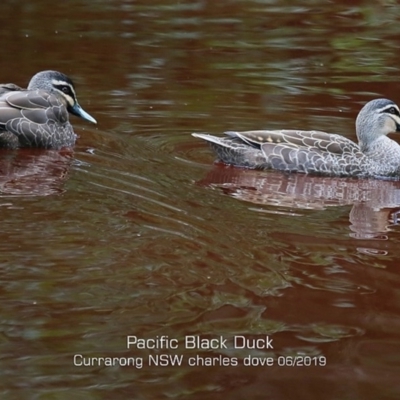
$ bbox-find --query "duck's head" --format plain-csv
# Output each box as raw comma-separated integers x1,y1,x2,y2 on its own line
28,70,97,124
356,98,400,151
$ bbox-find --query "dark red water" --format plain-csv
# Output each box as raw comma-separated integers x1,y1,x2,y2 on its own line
1,1,400,399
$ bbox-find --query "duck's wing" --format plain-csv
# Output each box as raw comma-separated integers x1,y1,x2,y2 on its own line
0,89,73,148
255,130,367,175
225,129,360,154
261,142,364,175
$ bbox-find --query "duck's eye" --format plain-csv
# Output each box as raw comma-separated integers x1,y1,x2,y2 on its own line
61,86,70,94
388,107,398,115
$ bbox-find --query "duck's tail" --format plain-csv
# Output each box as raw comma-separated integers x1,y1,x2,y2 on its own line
192,132,268,169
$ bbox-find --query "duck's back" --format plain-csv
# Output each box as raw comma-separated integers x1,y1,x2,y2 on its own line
226,129,360,153
0,89,75,149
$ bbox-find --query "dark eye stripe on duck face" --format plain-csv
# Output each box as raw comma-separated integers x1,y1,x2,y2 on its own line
51,79,77,107
380,104,400,117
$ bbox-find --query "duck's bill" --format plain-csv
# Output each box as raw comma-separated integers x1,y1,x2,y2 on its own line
71,103,97,124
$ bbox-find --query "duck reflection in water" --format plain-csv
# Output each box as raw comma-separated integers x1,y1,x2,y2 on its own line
0,148,73,196
197,166,400,245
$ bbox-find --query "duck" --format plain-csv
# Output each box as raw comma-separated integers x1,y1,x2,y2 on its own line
0,70,97,149
192,99,400,178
